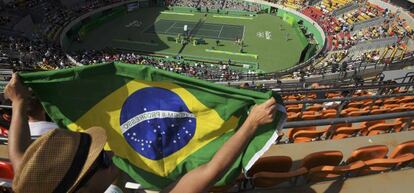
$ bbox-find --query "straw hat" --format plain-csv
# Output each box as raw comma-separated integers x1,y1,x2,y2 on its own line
12,127,107,193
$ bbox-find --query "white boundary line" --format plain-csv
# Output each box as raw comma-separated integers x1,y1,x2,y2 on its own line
217,25,225,39
165,22,177,34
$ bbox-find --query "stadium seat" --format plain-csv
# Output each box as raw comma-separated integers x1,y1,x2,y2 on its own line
321,109,337,114
287,127,316,142
360,120,386,135
363,154,414,174
247,156,293,176
307,161,366,182
369,108,388,115
251,168,308,188
0,161,13,179
389,140,414,160
324,123,353,138
322,112,337,119
306,104,323,111
330,127,362,139
397,96,414,103
346,145,389,164
389,106,412,113
249,156,307,188
366,123,395,136
321,109,338,118
300,151,343,170
287,106,302,113
384,104,400,109
287,112,300,121
292,128,328,143
347,101,364,108
395,118,412,131
347,110,369,117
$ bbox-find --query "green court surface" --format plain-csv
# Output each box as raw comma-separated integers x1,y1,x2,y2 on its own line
146,19,244,41
67,7,308,73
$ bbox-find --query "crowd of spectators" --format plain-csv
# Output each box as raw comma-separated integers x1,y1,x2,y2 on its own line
0,35,70,70
71,49,243,80
0,16,10,26
0,31,247,81
167,0,261,12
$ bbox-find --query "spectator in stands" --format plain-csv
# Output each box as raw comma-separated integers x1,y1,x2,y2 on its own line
5,73,278,193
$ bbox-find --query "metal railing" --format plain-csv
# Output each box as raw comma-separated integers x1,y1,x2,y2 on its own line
284,110,414,128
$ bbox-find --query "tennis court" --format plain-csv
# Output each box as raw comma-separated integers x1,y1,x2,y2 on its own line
145,19,244,41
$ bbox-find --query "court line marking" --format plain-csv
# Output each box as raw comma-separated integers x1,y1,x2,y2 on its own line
217,25,225,39
168,27,221,33
164,22,177,34
160,11,194,16
112,39,159,46
205,49,258,59
212,15,254,20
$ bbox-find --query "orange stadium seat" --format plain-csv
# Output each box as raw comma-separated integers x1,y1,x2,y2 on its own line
366,123,395,136
307,161,366,182
389,106,412,113
292,128,328,143
322,112,337,119
359,120,386,135
287,127,317,142
384,104,401,109
330,127,362,140
287,112,300,121
301,113,321,121
363,154,414,174
347,110,369,117
250,156,307,188
347,101,364,108
389,140,414,159
300,151,343,170
346,145,389,164
287,106,302,113
369,108,388,115
383,98,398,104
248,156,293,177
306,104,323,111
397,96,414,103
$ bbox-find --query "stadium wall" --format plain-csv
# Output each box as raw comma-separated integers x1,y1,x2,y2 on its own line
167,6,259,16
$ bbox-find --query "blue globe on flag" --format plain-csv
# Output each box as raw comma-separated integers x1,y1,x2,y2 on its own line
120,87,196,160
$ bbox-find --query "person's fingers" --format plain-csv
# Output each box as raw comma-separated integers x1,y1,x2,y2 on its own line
3,85,9,100
9,73,17,85
269,104,277,115
263,97,276,108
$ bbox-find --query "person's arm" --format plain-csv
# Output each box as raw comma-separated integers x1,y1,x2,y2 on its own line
167,98,277,193
4,73,31,173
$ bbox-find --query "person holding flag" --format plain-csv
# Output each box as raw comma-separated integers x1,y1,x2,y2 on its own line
5,72,280,193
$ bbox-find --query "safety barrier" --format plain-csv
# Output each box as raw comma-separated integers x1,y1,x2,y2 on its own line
350,36,399,52
332,2,359,17
352,17,386,32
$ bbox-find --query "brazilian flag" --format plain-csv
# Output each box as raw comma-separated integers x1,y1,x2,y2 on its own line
20,62,286,190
